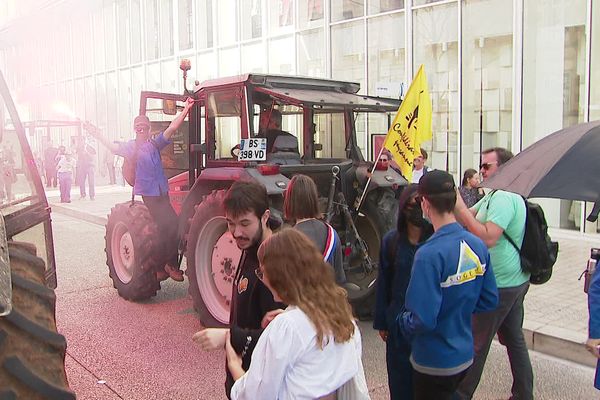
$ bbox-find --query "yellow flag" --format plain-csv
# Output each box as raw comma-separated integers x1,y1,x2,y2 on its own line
383,65,432,182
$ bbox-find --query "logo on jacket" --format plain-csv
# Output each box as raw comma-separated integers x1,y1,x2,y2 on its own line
441,241,486,288
238,276,249,294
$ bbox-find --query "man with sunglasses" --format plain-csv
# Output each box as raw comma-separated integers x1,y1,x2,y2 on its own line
89,97,195,282
378,153,390,169
454,147,533,400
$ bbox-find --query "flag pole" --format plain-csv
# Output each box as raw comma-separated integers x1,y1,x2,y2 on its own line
355,144,387,212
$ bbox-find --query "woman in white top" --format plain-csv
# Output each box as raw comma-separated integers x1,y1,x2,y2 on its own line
226,228,366,400
56,151,76,203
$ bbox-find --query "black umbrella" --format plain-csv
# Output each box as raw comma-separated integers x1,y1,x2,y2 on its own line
482,120,600,220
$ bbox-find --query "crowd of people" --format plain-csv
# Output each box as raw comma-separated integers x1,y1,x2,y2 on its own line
370,147,534,399
80,100,596,398
41,136,126,203
186,145,538,399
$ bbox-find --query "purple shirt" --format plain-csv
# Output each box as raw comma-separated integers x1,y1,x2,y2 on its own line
115,132,171,196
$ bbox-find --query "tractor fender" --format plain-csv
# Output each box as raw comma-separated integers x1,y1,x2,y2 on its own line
355,164,408,194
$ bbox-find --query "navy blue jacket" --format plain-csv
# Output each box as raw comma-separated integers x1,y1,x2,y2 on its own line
374,230,427,342
588,265,600,389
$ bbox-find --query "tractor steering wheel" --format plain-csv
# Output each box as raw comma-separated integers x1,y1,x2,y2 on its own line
230,144,241,158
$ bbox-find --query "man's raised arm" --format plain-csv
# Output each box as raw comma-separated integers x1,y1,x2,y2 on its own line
83,122,120,154
163,97,195,141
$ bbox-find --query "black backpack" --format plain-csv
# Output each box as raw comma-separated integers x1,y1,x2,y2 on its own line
489,191,559,285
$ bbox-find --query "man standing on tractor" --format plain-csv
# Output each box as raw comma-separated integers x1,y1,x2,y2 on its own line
193,180,284,399
87,97,195,281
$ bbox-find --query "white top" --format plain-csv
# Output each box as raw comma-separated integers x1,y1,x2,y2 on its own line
231,306,362,400
57,156,76,174
411,167,424,183
114,155,124,168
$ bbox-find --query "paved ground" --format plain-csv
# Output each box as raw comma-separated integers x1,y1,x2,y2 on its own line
47,183,600,367
47,186,600,398
523,227,595,364
51,210,598,399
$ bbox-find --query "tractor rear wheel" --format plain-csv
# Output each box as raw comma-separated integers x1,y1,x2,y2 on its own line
105,201,161,300
0,242,75,400
186,190,241,328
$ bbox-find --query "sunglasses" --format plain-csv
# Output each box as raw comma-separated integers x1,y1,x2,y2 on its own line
479,162,498,170
380,158,389,162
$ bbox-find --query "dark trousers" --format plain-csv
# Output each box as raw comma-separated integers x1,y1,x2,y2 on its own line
107,164,116,184
456,282,533,400
78,166,95,199
386,335,414,400
413,368,468,400
58,171,72,202
142,195,179,268
45,167,57,187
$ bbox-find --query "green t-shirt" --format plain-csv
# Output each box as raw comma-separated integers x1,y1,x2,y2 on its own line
472,190,529,288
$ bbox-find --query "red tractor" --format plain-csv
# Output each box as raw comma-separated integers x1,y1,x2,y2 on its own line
105,70,406,327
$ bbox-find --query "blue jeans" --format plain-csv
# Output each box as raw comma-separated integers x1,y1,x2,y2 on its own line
58,171,72,202
455,282,533,400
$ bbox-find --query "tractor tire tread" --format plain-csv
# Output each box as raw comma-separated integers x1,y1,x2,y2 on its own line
3,357,75,400
0,242,74,400
186,190,230,327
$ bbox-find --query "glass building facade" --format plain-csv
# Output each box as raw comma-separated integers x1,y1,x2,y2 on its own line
0,0,599,232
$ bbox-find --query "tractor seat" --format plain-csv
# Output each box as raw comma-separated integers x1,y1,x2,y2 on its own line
267,134,302,165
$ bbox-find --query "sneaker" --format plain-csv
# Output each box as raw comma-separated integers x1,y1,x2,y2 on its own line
164,264,184,282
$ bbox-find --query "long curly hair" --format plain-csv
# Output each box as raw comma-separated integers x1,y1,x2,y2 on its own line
258,229,355,348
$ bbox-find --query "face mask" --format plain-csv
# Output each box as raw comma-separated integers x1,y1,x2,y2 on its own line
405,206,425,227
422,211,431,224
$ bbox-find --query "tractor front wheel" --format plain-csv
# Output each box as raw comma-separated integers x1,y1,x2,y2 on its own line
105,201,161,300
186,190,241,328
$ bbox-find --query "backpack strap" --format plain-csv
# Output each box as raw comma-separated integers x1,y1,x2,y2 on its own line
129,138,161,205
129,144,140,205
502,230,521,253
486,190,524,254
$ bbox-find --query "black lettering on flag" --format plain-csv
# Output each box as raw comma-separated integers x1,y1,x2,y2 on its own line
406,105,419,130
392,139,414,167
